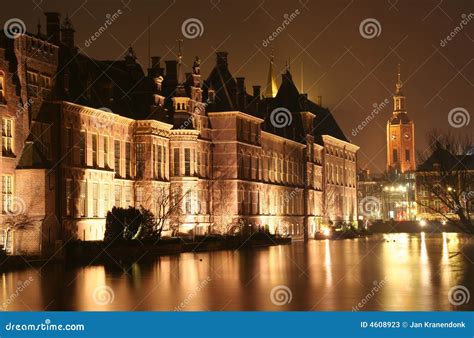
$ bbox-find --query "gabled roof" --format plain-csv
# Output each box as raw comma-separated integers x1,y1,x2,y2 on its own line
417,144,474,172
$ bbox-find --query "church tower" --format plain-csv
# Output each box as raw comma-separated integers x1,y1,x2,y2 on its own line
386,65,416,173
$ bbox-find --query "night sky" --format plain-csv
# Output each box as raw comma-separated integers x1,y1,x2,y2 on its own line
2,0,473,172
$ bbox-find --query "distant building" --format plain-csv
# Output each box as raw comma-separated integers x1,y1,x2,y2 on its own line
416,144,474,221
0,13,358,255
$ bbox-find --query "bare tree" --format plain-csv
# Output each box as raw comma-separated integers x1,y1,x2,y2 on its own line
416,131,474,234
152,186,190,238
211,180,240,236
321,183,337,226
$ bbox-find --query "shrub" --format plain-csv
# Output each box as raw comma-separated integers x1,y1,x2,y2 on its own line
104,206,160,243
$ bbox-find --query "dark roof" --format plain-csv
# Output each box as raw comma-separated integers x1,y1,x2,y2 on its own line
204,53,348,145
417,144,474,172
267,70,348,144
56,46,166,121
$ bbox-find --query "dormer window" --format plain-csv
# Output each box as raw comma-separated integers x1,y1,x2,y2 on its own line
208,89,215,103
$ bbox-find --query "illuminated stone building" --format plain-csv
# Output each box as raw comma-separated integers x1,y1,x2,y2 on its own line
0,13,358,255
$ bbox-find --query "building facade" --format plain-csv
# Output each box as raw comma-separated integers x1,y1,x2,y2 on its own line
0,13,358,255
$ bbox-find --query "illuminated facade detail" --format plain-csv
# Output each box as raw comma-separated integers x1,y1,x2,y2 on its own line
0,13,359,255
386,65,416,173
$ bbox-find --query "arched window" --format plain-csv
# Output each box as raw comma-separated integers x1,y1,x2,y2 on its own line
0,71,5,103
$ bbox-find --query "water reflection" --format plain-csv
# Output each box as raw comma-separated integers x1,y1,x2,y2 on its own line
0,233,473,311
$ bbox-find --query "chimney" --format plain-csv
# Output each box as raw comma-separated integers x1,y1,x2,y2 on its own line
216,52,228,68
44,12,61,44
151,56,161,69
61,15,75,49
253,85,261,98
236,77,245,92
165,60,178,77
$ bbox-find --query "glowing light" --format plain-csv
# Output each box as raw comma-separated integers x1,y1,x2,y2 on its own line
442,220,447,225
419,220,427,227
322,228,331,236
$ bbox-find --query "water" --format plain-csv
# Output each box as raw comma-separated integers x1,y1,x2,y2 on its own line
1,233,473,311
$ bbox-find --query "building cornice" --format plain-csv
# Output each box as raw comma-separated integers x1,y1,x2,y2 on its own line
261,131,306,148
208,111,264,123
322,134,359,151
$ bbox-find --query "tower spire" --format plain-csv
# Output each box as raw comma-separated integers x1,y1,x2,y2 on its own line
176,38,186,86
264,49,278,98
396,63,402,94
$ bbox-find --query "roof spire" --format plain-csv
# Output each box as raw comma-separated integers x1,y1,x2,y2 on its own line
176,38,186,86
264,49,278,98
396,63,402,94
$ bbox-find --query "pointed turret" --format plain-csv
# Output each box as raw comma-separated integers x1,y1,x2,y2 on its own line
264,51,278,98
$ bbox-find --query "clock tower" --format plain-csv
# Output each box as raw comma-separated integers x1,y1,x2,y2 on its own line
387,65,416,173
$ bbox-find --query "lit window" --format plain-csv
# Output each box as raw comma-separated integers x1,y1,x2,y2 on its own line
103,184,110,216
173,148,180,176
93,183,99,217
65,179,72,216
79,131,86,166
125,185,132,207
184,148,191,176
157,145,163,179
0,73,5,103
136,143,145,178
185,192,192,214
136,186,143,207
114,140,121,177
1,175,13,214
114,185,121,207
125,142,131,177
79,181,87,217
92,134,98,167
103,136,109,168
2,118,13,156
